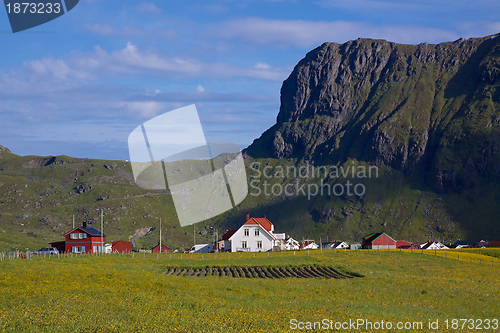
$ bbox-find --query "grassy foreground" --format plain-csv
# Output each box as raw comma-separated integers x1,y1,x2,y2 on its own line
0,249,499,332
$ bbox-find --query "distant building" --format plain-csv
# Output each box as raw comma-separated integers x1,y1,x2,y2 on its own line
322,241,349,249
485,240,500,248
229,214,283,252
61,222,106,254
396,240,412,249
151,244,170,253
219,229,237,252
362,232,396,249
112,240,132,253
472,240,489,248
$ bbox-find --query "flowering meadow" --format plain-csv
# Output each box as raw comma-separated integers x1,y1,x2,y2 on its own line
0,249,499,332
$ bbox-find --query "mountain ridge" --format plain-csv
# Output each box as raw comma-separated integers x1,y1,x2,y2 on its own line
247,33,500,194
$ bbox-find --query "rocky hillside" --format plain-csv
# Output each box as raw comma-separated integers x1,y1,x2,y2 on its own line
0,149,215,252
238,33,500,242
248,34,500,194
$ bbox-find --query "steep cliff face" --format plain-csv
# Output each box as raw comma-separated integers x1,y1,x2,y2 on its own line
247,34,500,193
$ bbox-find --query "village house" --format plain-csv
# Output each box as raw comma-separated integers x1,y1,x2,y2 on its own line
300,240,319,250
61,222,106,254
285,238,300,250
151,244,170,253
219,229,236,252
362,232,396,249
485,240,500,248
112,240,132,253
228,214,284,252
322,241,349,249
415,241,449,250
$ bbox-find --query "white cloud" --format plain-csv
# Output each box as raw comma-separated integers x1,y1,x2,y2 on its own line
196,85,205,92
122,101,167,118
136,2,161,14
19,42,287,82
211,17,462,46
255,62,271,70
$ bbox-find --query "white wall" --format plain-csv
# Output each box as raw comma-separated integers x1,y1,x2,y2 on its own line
229,225,274,252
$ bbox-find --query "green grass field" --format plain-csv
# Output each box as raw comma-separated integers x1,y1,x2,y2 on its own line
0,249,499,332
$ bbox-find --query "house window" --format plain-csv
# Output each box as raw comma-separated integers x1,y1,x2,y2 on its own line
244,228,249,236
257,241,262,249
72,246,85,253
70,233,87,239
254,228,259,236
241,241,247,248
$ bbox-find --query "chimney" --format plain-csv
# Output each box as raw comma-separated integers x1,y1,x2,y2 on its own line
83,221,87,228
246,213,250,221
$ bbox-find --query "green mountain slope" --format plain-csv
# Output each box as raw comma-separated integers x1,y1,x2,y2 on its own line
2,34,500,250
235,34,500,243
0,149,215,252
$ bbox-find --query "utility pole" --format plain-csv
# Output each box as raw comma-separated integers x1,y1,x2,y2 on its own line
159,218,162,254
73,215,75,228
193,224,196,246
100,209,103,254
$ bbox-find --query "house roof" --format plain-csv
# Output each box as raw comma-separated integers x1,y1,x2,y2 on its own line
112,240,131,246
244,217,273,232
363,232,396,243
152,243,169,249
230,217,276,240
222,229,237,240
62,226,106,237
485,240,500,247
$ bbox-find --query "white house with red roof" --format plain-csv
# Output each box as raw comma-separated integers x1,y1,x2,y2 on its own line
228,214,284,252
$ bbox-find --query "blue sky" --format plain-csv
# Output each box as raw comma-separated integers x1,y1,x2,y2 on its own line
0,0,499,160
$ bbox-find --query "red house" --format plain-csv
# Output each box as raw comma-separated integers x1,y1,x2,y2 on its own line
112,240,132,253
62,222,106,254
362,232,396,249
485,240,500,248
152,244,170,253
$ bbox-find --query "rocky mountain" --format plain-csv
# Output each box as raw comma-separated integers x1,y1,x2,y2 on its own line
247,34,500,194
239,33,500,242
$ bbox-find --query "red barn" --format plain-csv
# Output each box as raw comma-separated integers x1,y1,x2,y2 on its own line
485,240,500,248
152,244,170,253
396,240,412,249
62,222,106,254
362,232,396,249
112,240,132,253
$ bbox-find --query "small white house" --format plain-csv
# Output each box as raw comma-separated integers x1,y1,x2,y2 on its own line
302,241,319,250
285,238,301,250
229,217,279,252
323,241,349,249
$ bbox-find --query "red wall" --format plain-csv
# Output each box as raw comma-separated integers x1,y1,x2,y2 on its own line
152,245,170,253
65,231,105,253
372,234,396,246
112,241,132,253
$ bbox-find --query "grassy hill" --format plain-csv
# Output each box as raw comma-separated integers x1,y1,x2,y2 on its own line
0,148,217,252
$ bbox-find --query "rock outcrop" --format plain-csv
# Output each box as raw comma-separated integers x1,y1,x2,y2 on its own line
247,34,500,193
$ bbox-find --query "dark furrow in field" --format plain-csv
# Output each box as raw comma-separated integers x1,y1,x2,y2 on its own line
302,266,320,278
312,267,335,278
242,267,252,278
266,267,280,278
274,267,289,278
163,266,355,279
